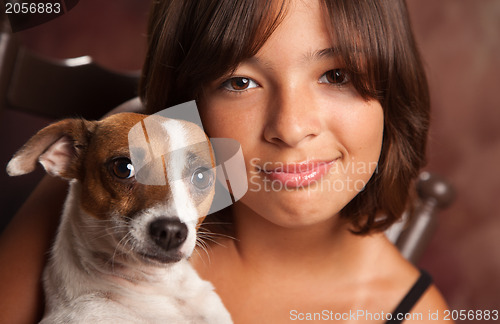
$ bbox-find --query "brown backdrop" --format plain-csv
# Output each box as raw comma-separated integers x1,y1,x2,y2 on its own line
10,0,500,319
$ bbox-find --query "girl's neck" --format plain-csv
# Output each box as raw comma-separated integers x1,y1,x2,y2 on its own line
227,202,388,281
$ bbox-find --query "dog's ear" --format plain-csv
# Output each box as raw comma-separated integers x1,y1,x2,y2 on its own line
6,118,96,179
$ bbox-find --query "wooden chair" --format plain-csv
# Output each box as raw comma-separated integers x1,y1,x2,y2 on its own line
0,13,140,232
387,172,455,263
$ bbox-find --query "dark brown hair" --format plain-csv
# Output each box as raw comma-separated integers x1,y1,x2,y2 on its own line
139,0,430,234
140,0,286,110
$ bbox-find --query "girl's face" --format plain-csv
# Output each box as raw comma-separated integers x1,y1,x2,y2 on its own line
199,0,384,228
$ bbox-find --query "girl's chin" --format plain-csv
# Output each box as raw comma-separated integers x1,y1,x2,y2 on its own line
235,195,349,229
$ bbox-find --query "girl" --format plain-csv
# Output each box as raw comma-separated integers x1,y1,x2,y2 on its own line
0,0,450,323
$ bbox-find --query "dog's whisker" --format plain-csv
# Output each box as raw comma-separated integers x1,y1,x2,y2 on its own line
109,232,135,274
197,231,237,243
82,226,130,245
197,235,228,249
195,239,212,264
193,246,211,267
199,221,232,226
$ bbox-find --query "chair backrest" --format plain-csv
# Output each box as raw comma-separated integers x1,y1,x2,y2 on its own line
0,13,140,232
0,20,140,120
387,172,455,263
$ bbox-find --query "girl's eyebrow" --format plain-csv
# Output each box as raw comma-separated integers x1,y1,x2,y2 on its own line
245,46,341,71
303,47,340,62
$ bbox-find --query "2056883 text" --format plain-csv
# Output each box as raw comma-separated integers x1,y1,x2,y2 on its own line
5,2,61,14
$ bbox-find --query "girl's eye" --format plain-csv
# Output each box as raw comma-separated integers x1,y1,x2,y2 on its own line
319,69,350,85
221,77,259,92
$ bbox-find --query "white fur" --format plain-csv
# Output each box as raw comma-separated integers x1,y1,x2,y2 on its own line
163,119,200,225
5,156,23,176
41,183,231,324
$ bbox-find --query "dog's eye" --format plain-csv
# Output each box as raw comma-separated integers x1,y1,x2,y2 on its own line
191,167,214,190
111,158,135,179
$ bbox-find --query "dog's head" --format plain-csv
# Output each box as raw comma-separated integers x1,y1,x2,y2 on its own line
7,112,216,266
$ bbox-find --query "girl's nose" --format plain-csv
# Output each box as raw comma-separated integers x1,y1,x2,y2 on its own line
263,87,322,148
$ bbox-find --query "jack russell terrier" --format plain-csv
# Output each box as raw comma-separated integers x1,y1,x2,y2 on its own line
7,112,232,324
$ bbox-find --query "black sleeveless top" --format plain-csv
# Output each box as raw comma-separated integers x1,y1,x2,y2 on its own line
385,269,433,324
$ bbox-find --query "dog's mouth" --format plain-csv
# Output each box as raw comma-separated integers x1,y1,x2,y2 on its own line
139,251,184,264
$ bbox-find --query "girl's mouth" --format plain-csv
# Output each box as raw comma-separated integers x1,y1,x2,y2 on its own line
260,160,338,188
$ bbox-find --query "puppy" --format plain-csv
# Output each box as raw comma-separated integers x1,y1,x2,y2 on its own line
7,113,232,324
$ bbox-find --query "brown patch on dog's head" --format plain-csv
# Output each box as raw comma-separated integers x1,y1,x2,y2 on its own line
77,113,173,220
7,113,217,224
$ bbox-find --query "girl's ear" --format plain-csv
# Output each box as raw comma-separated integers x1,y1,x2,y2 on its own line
6,118,95,179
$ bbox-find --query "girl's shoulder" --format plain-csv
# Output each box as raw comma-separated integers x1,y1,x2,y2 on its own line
377,240,450,323
403,283,450,324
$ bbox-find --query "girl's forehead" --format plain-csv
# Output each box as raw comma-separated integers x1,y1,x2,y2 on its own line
246,0,335,65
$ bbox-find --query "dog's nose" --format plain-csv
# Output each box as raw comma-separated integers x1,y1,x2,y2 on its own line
149,218,188,251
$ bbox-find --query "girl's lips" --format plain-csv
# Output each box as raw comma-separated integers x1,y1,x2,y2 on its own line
261,160,337,188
